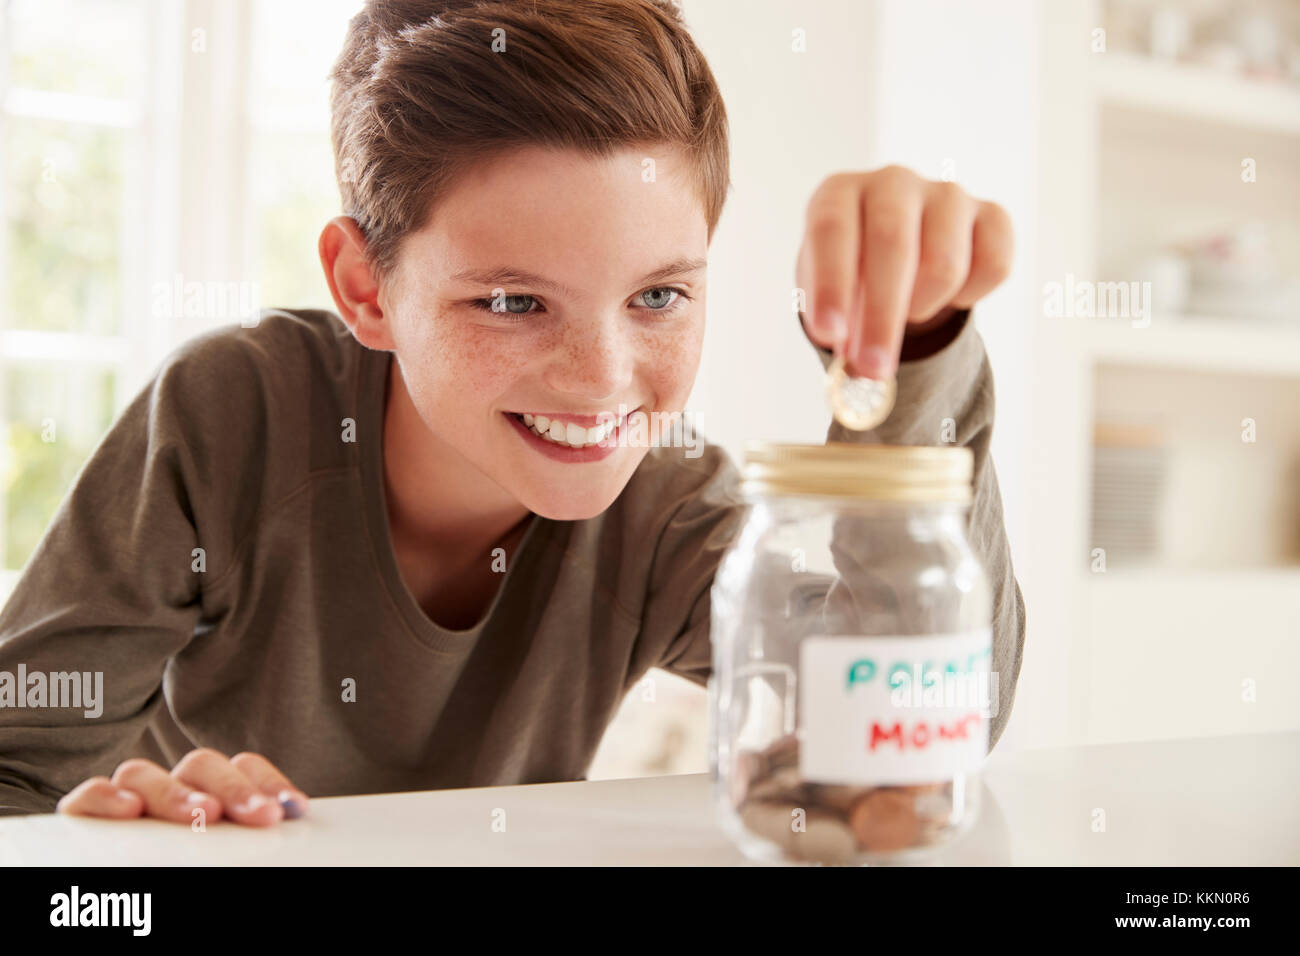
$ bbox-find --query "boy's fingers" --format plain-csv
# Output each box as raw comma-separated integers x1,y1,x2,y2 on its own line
950,200,1014,309
111,758,219,824
172,748,283,826
800,175,860,346
57,776,146,819
852,168,923,380
908,181,975,321
230,751,309,816
55,751,305,826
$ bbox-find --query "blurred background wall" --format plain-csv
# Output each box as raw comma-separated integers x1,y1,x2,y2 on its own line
0,0,1296,779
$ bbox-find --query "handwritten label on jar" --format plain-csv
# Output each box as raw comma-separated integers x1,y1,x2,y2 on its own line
798,631,993,786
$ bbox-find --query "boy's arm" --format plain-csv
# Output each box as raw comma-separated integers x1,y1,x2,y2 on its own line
0,338,244,814
649,308,1026,751
799,307,1026,749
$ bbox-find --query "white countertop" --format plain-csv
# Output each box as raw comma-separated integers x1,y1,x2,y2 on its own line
2,731,1295,865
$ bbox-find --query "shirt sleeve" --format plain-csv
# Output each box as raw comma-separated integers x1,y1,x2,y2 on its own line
639,445,746,691
0,332,257,814
652,308,1026,752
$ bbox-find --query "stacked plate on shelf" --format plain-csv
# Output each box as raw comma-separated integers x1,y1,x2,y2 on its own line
1090,422,1168,567
1183,222,1300,323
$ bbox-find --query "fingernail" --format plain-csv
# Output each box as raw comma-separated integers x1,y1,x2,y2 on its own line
114,789,137,805
820,307,846,339
853,345,894,380
184,791,214,806
278,794,305,820
235,792,275,815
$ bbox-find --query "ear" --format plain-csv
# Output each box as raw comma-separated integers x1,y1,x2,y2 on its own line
318,215,396,350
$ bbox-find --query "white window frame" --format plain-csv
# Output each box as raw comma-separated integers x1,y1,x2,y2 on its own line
0,0,255,594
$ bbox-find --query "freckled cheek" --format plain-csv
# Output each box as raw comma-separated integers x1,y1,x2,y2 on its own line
419,325,540,409
641,320,704,409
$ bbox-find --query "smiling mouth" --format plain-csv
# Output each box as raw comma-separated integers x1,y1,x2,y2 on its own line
508,409,633,449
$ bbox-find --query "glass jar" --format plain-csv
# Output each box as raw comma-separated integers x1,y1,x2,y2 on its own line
709,442,994,866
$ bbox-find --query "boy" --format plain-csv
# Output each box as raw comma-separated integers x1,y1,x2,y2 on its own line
0,0,1023,824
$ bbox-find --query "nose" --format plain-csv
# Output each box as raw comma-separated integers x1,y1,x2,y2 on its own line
542,313,634,404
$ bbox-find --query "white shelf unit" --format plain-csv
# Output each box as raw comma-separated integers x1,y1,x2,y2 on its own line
1080,315,1300,377
1031,2,1300,750
1092,50,1300,135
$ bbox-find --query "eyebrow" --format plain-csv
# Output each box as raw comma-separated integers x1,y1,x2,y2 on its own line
449,256,708,296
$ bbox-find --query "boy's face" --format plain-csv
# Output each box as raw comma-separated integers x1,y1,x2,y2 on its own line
382,144,709,521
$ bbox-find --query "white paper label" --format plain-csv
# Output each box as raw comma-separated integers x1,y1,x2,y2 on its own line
798,630,993,786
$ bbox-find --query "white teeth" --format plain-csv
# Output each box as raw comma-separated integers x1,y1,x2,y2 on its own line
516,411,623,448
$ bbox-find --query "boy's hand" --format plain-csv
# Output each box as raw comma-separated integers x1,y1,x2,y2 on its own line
56,749,309,826
795,165,1013,379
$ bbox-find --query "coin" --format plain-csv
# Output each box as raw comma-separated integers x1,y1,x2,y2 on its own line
746,763,804,803
787,810,858,864
804,782,872,814
847,787,922,852
825,351,896,430
909,784,953,825
732,737,964,861
760,733,799,769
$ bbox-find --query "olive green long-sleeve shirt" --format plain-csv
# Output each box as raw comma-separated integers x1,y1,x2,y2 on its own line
0,306,1024,814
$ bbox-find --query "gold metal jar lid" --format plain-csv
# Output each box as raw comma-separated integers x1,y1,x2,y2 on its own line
740,441,973,504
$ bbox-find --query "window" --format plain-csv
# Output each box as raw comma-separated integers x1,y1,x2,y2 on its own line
1,0,151,596
0,0,360,602
245,0,359,312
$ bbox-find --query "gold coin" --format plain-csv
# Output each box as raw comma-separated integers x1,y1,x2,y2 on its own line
825,352,896,430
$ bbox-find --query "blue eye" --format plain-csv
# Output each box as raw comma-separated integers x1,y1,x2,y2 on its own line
470,287,690,320
472,293,539,316
639,287,689,312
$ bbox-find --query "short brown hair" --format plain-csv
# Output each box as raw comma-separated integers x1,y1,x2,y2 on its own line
329,0,731,284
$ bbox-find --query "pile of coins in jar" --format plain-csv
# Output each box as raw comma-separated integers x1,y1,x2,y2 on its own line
733,355,947,864
709,343,990,865
729,733,959,865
